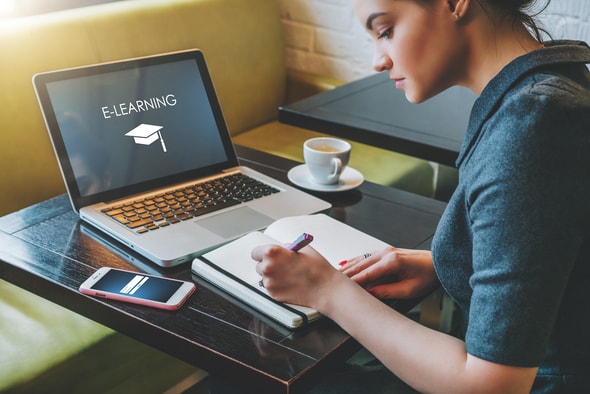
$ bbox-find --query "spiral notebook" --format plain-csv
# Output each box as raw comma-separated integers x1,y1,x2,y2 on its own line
191,214,389,328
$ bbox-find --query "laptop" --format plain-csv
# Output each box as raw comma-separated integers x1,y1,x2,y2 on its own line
33,49,331,268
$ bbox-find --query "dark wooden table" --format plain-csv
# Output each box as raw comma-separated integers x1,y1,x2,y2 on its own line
279,72,477,167
0,145,446,393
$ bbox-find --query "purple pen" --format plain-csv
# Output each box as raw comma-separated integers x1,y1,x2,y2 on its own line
287,233,314,252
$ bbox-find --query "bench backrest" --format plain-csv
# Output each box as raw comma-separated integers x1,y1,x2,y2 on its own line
0,0,285,215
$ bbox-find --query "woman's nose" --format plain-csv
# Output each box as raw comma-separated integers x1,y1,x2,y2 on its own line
372,51,393,72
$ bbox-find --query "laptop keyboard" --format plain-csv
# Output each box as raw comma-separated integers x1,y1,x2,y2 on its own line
101,173,280,234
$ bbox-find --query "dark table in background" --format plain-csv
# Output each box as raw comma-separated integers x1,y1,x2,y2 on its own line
279,72,477,167
0,146,446,393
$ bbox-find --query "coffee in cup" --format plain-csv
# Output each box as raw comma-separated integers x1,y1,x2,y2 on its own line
303,137,351,185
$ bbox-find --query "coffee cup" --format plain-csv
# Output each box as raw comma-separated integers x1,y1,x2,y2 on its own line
303,137,351,185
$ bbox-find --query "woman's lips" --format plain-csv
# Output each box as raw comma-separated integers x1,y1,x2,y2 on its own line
393,78,405,89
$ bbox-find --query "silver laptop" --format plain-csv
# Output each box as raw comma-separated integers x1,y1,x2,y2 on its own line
33,49,331,268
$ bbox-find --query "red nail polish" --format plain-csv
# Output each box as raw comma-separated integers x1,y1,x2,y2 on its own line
338,260,347,266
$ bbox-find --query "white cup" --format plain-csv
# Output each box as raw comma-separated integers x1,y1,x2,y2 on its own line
303,137,351,185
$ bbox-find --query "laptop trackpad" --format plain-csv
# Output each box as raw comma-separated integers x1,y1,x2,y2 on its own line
198,207,273,239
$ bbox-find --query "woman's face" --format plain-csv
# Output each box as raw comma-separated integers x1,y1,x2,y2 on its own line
354,0,468,103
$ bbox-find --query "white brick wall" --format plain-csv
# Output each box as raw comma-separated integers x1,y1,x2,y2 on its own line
280,0,590,82
542,1,590,42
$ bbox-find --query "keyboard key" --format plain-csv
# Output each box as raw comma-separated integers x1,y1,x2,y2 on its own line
126,218,154,229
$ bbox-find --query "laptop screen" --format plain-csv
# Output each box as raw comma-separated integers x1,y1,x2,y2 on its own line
34,50,238,210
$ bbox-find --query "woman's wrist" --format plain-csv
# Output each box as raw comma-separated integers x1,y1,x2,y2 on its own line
314,269,367,318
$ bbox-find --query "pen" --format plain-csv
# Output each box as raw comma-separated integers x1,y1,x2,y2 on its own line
286,233,314,252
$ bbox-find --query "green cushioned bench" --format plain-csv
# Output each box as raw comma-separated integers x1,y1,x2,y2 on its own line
0,280,201,393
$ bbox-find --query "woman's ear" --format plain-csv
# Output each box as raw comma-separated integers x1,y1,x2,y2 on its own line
448,0,456,12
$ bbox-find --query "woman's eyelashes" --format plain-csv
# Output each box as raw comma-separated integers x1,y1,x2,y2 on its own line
377,26,393,40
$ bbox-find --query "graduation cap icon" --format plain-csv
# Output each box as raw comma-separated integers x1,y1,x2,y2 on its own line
125,123,167,152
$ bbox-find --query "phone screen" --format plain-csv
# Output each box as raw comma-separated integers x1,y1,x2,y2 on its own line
91,269,184,302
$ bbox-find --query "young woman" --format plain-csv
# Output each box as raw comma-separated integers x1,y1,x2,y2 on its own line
253,0,590,392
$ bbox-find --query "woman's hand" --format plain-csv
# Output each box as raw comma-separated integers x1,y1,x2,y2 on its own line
340,247,439,299
252,244,343,310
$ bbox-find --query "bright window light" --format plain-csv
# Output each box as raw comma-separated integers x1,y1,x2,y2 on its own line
0,0,17,18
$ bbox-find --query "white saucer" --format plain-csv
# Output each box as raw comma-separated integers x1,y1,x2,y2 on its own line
287,164,364,192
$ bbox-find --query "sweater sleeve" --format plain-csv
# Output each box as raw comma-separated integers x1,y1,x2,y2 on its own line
461,80,590,366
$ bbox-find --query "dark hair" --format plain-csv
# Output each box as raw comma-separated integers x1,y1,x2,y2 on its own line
478,0,552,42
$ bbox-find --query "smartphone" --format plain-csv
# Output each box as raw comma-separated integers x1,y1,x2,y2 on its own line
79,267,196,310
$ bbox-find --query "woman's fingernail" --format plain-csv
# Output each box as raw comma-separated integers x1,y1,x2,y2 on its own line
338,260,348,266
